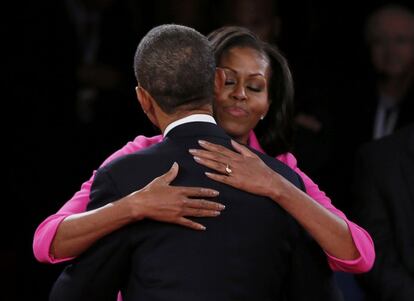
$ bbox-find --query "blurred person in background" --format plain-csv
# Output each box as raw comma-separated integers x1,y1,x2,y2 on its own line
351,123,414,301
333,2,414,212
356,3,414,142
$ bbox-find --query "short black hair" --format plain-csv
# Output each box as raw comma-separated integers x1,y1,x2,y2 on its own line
134,24,215,114
208,26,294,156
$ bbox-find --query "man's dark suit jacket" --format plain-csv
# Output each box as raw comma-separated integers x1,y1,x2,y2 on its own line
50,121,340,301
352,124,414,301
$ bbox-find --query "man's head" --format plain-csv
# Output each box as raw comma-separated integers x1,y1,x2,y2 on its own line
365,4,414,78
134,24,216,119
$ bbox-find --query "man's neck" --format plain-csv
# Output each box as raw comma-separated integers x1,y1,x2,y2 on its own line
378,73,413,101
163,113,216,137
159,107,214,135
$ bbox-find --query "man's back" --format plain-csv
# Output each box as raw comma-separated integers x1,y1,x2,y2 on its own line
91,122,303,300
50,122,337,301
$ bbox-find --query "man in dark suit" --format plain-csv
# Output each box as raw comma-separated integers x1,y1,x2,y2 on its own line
351,124,414,301
49,24,339,301
330,4,414,202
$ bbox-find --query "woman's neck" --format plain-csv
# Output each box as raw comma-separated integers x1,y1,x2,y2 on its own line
230,134,248,145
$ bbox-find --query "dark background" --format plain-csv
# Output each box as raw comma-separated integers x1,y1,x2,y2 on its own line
4,0,413,300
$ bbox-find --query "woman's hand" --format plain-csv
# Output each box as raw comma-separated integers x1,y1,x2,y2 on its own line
189,140,360,261
189,140,281,198
51,163,224,260
125,162,225,230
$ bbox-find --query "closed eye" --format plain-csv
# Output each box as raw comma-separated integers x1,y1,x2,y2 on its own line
248,86,262,92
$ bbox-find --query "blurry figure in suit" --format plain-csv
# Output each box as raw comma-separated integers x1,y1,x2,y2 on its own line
351,123,414,301
352,4,414,145
333,3,414,211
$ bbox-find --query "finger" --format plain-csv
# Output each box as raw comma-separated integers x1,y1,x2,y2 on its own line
193,155,228,174
205,172,233,186
231,140,256,157
182,207,221,217
177,186,220,198
189,148,228,164
183,198,225,210
176,217,206,231
159,162,179,184
198,140,241,158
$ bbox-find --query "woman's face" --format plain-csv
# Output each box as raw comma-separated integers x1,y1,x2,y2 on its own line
214,47,270,144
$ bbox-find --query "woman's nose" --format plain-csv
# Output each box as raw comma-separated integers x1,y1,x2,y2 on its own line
231,84,247,101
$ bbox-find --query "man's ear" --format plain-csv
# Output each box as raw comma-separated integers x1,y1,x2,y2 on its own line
136,85,151,114
214,68,226,95
136,85,158,127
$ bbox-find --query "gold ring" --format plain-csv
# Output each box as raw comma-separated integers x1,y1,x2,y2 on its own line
225,164,232,175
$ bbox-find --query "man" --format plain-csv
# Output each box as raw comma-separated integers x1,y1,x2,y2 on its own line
355,4,414,143
351,124,414,301
49,24,337,301
331,3,414,215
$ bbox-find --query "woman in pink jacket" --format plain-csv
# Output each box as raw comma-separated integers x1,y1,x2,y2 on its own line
34,26,374,278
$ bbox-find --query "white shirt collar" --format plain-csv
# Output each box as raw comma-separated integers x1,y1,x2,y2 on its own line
163,114,216,137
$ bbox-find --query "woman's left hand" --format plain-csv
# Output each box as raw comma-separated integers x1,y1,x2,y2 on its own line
189,140,280,198
190,140,362,262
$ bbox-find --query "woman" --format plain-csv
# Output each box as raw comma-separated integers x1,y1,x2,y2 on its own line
34,26,374,273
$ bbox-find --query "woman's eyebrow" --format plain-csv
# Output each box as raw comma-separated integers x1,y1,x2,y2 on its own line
220,66,266,77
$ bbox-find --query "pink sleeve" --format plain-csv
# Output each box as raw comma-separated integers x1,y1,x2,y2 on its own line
32,135,163,263
276,152,375,273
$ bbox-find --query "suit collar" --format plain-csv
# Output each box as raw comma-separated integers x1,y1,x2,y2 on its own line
163,114,216,137
165,121,230,141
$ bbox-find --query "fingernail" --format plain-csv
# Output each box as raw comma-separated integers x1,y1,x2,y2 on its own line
199,225,206,230
214,211,221,216
211,190,219,196
198,140,207,145
218,204,225,210
193,156,201,162
200,188,218,196
188,149,197,154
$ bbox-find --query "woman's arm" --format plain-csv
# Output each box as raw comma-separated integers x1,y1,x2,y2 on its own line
33,135,163,263
279,152,375,273
189,139,375,273
33,135,224,263
50,163,222,260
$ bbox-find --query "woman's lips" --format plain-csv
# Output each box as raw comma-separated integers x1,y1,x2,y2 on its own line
224,106,248,117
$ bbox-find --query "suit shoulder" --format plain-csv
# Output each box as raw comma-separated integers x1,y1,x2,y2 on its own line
98,141,168,174
358,124,414,160
251,148,293,173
